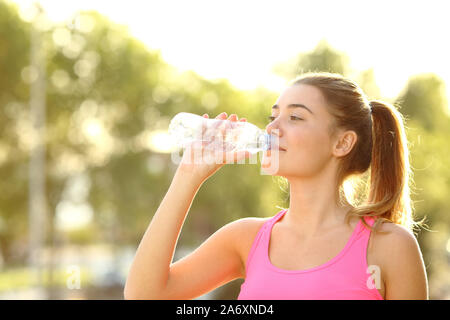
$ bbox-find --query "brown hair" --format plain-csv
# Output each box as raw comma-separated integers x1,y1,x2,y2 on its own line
287,72,427,235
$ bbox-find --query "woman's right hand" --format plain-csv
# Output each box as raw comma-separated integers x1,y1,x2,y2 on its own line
176,112,251,183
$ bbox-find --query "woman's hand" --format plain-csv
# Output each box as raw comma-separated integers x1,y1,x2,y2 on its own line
176,112,251,183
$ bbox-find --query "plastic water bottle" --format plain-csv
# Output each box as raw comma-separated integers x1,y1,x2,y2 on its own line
168,112,272,154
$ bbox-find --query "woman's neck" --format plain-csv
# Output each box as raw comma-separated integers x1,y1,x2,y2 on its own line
284,172,351,238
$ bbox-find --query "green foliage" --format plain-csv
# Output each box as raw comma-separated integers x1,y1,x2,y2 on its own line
0,1,29,101
272,39,351,79
395,73,449,131
0,1,31,265
356,68,381,100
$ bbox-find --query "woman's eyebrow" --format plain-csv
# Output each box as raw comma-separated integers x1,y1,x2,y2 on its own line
271,103,314,115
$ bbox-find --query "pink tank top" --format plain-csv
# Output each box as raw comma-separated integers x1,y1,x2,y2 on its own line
237,209,384,300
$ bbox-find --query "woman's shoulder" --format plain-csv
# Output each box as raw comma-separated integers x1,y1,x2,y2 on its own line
370,220,422,272
226,215,274,250
370,220,428,299
232,216,272,240
230,216,273,278
223,215,274,248
236,215,272,226
371,220,416,240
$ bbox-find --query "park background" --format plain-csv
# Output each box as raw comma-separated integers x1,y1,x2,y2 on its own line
0,0,449,299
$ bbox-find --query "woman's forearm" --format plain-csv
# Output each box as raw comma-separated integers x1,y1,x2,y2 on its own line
124,167,205,299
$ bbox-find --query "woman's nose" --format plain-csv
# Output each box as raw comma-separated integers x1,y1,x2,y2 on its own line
266,121,282,137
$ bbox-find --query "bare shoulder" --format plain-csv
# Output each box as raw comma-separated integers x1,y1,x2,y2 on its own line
371,221,428,299
372,221,420,248
228,216,271,279
371,221,421,260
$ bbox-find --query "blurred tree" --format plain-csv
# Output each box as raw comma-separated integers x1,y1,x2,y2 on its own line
394,73,450,228
395,73,449,132
404,117,450,296
356,68,381,100
271,38,381,101
395,74,450,290
0,0,31,265
272,38,351,79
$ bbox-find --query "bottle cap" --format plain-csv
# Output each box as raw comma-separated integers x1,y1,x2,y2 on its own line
258,133,271,151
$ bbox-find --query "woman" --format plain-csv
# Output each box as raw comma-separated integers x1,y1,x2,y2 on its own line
124,72,429,300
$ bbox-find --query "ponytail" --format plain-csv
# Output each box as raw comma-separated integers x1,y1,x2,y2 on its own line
346,100,426,235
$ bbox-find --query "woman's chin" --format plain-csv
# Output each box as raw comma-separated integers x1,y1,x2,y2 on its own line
260,152,283,174
260,160,282,175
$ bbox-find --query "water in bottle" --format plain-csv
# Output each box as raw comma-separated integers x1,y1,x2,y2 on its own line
168,112,273,155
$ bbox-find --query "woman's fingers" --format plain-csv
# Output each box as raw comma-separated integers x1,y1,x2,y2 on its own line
216,112,227,119
197,112,252,165
206,112,246,148
210,112,246,121
201,112,252,163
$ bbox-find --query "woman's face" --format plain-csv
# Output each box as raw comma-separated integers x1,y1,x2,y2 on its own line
263,84,339,178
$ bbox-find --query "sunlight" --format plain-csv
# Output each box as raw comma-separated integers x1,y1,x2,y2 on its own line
147,130,176,154
55,200,93,231
82,118,103,141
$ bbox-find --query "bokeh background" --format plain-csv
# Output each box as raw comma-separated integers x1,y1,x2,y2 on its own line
1,0,449,299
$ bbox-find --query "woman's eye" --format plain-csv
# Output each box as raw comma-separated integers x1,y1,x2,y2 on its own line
267,115,303,122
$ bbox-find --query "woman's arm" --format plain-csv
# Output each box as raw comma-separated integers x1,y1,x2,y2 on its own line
124,168,205,299
124,112,250,299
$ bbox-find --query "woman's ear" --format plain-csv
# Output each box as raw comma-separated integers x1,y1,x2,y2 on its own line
333,130,357,158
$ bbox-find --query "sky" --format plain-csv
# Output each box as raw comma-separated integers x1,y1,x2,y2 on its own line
9,0,450,100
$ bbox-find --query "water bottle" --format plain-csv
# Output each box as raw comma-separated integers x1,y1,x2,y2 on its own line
168,112,272,154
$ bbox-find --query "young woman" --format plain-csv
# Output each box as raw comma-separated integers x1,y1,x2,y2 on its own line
124,72,429,300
